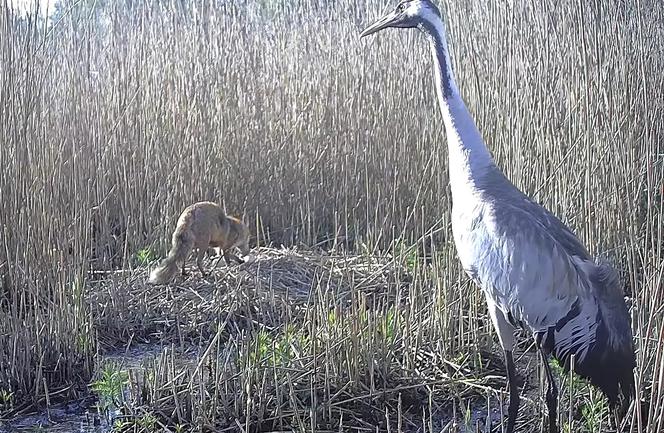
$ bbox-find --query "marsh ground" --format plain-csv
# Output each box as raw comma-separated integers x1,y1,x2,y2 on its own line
0,248,639,432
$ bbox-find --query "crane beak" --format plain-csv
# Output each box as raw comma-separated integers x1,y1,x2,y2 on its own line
360,10,401,38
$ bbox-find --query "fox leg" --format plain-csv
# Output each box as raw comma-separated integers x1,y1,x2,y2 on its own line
238,240,250,258
193,234,211,276
223,251,233,266
180,256,190,276
196,248,209,276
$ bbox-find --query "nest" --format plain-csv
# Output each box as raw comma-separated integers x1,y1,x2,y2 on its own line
87,247,411,349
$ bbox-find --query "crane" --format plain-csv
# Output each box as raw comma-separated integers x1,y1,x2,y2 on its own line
360,1,636,432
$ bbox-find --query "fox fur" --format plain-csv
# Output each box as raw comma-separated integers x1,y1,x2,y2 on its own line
149,202,250,284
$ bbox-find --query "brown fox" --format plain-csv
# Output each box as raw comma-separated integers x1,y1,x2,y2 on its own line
149,202,250,284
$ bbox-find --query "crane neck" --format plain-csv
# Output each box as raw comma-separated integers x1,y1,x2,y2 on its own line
421,18,496,195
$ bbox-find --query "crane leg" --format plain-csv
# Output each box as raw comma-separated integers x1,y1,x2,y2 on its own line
486,301,518,432
504,349,519,433
539,349,559,433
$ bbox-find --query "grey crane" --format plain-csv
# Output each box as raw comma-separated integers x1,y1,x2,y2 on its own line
360,1,636,432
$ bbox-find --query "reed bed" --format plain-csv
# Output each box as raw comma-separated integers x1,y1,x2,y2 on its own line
90,247,513,432
0,0,662,431
87,247,413,348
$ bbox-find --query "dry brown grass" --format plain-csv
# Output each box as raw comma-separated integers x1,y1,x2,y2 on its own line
89,247,509,432
0,0,662,431
88,247,411,347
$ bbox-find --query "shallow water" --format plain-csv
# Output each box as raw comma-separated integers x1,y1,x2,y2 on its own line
0,407,108,433
0,345,165,433
0,391,110,433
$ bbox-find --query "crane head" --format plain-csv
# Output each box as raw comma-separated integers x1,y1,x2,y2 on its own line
360,0,442,38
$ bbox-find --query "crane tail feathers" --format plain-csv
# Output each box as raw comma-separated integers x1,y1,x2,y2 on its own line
559,319,635,409
542,259,636,411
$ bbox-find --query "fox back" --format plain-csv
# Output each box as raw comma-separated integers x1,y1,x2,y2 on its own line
149,202,249,284
172,202,221,241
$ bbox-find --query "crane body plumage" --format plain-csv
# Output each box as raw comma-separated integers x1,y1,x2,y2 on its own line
361,1,635,432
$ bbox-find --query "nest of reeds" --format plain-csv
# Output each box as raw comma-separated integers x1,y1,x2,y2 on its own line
87,246,411,349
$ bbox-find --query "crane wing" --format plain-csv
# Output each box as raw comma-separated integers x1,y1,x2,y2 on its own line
453,196,597,336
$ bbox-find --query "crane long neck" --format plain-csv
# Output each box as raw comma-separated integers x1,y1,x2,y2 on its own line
423,19,495,194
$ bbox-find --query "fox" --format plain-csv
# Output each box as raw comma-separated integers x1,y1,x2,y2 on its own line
149,201,250,284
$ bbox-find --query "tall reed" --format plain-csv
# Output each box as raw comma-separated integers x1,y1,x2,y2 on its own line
0,0,662,430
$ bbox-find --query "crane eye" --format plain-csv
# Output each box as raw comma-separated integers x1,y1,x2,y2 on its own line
396,3,407,13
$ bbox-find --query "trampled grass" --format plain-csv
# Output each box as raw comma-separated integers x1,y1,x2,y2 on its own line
0,0,662,431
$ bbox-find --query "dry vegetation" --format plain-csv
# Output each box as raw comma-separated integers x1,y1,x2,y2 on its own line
0,0,663,431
